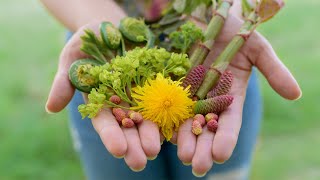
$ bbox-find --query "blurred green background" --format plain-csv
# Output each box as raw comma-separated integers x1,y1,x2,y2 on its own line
0,0,319,179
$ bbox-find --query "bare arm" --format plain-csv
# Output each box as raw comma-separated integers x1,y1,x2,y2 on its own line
39,0,126,31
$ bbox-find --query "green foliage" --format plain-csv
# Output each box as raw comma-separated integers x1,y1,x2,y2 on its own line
88,89,106,104
169,21,204,53
119,17,149,42
75,47,191,119
78,103,104,119
166,52,191,76
80,30,114,63
173,0,212,14
78,88,107,118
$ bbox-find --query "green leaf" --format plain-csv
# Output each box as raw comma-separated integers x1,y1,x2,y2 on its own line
158,11,181,26
78,103,104,119
257,0,285,23
80,29,114,62
169,21,204,53
173,0,187,13
88,88,106,104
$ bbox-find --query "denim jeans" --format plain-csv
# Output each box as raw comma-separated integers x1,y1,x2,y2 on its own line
66,33,262,180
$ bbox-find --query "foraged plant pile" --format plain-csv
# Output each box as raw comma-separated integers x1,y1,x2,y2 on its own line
68,0,284,140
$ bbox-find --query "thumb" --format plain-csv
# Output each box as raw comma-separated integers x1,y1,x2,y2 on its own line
245,32,302,100
46,31,88,113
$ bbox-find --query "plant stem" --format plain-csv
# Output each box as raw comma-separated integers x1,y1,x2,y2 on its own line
189,0,233,69
195,12,259,99
146,30,156,48
105,101,130,110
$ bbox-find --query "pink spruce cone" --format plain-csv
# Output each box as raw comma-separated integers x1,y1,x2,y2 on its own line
207,119,218,133
122,118,135,128
182,65,206,97
207,70,233,98
193,114,206,127
112,108,127,124
192,120,203,135
109,95,122,105
205,113,219,123
127,110,135,117
129,112,144,124
194,95,234,115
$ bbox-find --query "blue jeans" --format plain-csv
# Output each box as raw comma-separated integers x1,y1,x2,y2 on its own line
66,33,262,180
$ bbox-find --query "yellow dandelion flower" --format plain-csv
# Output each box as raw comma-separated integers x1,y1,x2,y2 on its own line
131,73,195,141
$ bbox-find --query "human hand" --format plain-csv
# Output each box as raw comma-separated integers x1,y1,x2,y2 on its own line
45,21,161,172
175,14,302,176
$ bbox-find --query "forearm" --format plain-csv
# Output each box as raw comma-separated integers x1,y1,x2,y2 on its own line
40,0,126,32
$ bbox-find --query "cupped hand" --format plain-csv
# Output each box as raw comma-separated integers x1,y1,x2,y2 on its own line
176,14,302,176
45,21,161,172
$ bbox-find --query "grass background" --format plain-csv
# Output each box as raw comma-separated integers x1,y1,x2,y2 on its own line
0,0,319,179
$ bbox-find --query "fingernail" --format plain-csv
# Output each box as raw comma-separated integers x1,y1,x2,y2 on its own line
113,155,125,159
147,155,157,161
129,166,146,172
170,140,177,145
45,105,55,114
213,159,224,164
160,139,164,145
182,162,191,166
295,91,303,100
192,169,207,178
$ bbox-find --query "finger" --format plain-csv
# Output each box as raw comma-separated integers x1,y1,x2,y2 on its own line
46,71,75,113
170,131,178,145
211,95,244,163
46,32,88,113
137,120,161,160
192,127,215,177
91,108,127,158
245,32,302,100
160,132,165,145
211,68,248,163
177,118,196,165
123,126,148,171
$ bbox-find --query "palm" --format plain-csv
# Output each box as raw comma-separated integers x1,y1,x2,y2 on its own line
176,14,301,176
46,22,161,171
46,15,301,174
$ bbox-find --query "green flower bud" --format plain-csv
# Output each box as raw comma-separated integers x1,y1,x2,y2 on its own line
119,17,148,43
100,22,122,49
172,66,187,76
68,59,103,93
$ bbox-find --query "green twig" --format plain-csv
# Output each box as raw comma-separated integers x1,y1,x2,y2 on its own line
188,0,233,69
195,12,259,99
